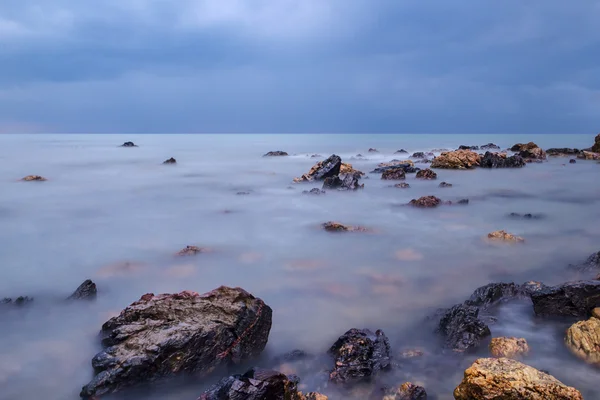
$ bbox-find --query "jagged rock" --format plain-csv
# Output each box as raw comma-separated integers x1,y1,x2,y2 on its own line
303,188,326,195
415,169,437,180
465,282,534,309
67,280,97,301
263,151,289,156
546,148,581,156
394,183,410,189
565,312,600,366
454,358,583,400
340,163,364,176
430,150,480,169
395,149,408,154
163,157,177,164
380,382,427,399
322,221,370,233
198,368,327,400
569,250,600,272
293,155,342,182
411,152,426,158
510,142,546,160
368,148,379,153
479,152,526,168
592,133,600,153
487,230,524,243
480,143,500,150
1,296,33,307
489,337,530,359
458,145,479,150
176,245,205,256
121,141,137,147
21,175,47,181
408,196,441,208
577,151,600,160
323,174,364,190
439,182,452,188
328,328,391,384
382,167,406,180
437,304,491,352
80,287,272,399
532,280,600,317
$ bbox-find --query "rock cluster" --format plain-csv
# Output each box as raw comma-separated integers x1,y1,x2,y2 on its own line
294,155,342,182
21,175,47,181
487,230,524,243
381,382,427,400
480,143,500,149
479,152,525,168
263,151,289,156
546,148,581,156
510,142,546,160
295,155,364,191
430,150,480,169
415,168,437,180
577,150,600,160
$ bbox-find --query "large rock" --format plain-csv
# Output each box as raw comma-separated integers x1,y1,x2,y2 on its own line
80,287,272,399
381,167,406,180
479,152,526,168
511,142,546,160
198,368,327,400
592,133,600,153
408,196,441,208
565,311,600,366
67,279,97,301
454,358,583,400
430,150,480,169
546,148,581,156
531,280,600,317
489,337,530,359
577,150,600,160
263,151,288,156
294,155,342,182
323,173,364,190
328,328,391,384
480,143,500,150
465,282,536,309
415,168,437,180
437,304,491,352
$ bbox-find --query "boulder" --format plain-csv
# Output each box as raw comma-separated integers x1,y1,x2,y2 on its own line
510,142,546,160
263,151,288,156
577,151,600,160
395,149,408,154
21,175,47,181
465,282,537,309
371,162,417,174
411,152,426,158
176,245,206,256
454,358,583,400
510,142,538,152
569,250,600,272
430,150,480,169
436,304,491,352
458,145,479,150
408,196,441,208
532,280,600,317
163,157,177,164
489,337,530,359
328,328,391,384
322,221,370,233
382,167,406,180
80,287,272,399
565,312,600,366
368,148,379,153
546,148,581,156
340,163,365,176
480,143,500,150
415,169,437,180
67,280,97,301
439,182,452,188
479,152,526,168
303,188,326,195
121,141,137,147
487,230,524,243
380,382,427,399
198,368,326,400
592,133,600,153
323,174,364,190
394,183,410,189
293,155,342,182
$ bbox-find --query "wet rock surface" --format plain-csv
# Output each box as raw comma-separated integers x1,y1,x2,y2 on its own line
430,150,480,169
565,312,600,366
454,357,583,400
294,155,342,182
415,169,437,180
80,286,272,398
380,382,427,399
479,151,526,168
532,280,600,317
436,304,491,352
381,167,406,180
263,151,289,156
546,148,581,156
487,230,524,243
121,141,137,147
408,196,441,208
163,157,177,164
465,282,545,309
21,175,47,181
489,337,530,359
323,174,364,190
328,328,391,384
67,279,97,301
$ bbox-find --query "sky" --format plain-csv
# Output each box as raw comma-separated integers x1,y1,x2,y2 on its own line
0,0,599,133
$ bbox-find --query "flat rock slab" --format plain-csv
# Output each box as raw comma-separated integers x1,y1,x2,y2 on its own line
531,280,600,317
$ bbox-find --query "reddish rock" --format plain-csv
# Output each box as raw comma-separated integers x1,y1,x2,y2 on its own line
408,196,441,208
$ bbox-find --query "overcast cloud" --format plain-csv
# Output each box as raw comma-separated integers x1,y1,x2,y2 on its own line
0,0,599,133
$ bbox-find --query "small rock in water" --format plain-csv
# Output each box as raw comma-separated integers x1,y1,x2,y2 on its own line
480,143,500,150
436,304,491,352
1,296,33,307
322,221,370,233
368,148,379,153
430,150,481,169
163,157,176,164
263,151,288,156
380,382,427,400
456,198,469,205
381,167,406,180
236,191,251,195
21,175,47,181
408,196,441,208
120,141,137,147
479,151,525,168
510,142,546,160
394,182,410,189
508,212,544,220
531,280,600,317
175,245,205,256
570,159,577,164
415,169,437,180
395,149,408,154
487,230,524,243
67,279,97,301
458,145,479,150
303,188,326,195
565,313,600,366
454,358,583,400
489,337,529,359
438,181,452,188
293,154,342,182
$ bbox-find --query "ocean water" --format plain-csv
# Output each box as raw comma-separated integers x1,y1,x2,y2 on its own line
0,133,599,400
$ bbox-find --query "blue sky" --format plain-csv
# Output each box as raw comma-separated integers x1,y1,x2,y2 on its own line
0,0,599,133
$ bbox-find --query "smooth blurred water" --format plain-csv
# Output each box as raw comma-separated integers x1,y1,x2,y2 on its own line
0,134,599,400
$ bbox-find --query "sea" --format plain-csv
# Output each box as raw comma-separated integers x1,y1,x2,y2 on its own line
0,133,599,400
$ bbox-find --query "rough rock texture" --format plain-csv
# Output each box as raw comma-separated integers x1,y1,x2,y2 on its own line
263,151,289,156
395,183,410,189
546,148,581,156
453,358,583,400
480,143,500,150
381,382,427,400
577,150,600,160
163,157,177,164
487,230,524,243
121,141,137,147
322,221,370,233
510,142,538,152
458,145,479,150
340,163,365,176
569,250,600,272
489,337,530,359
465,282,545,310
415,169,437,180
67,279,97,301
21,175,47,181
198,368,327,400
80,287,272,399
437,304,491,352
565,314,600,366
176,245,205,256
430,150,480,169
371,162,417,174
293,155,342,182
532,280,600,317
303,188,326,195
408,196,441,208
326,173,364,190
510,142,546,160
382,167,406,180
479,152,526,168
328,328,391,384
395,149,408,154
439,182,452,188
592,133,600,153
411,152,426,158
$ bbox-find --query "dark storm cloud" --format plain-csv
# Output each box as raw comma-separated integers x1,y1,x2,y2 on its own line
0,0,598,133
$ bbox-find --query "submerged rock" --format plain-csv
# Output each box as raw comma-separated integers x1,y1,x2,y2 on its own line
454,358,583,400
303,188,326,195
395,149,408,154
415,168,437,180
176,245,206,256
293,155,342,182
263,151,289,156
489,337,530,359
408,196,441,208
381,167,406,180
430,150,480,169
439,181,452,188
479,152,526,168
21,175,47,181
546,148,581,156
487,230,524,243
322,221,370,233
121,141,137,147
80,287,272,399
480,143,500,150
328,328,391,384
532,280,600,317
1,296,33,307
67,280,97,301
436,304,491,352
458,145,479,150
380,382,427,400
163,157,177,164
508,212,544,220
394,183,410,189
565,312,600,366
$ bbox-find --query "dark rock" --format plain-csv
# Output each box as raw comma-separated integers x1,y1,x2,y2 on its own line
380,382,428,400
411,152,426,158
303,188,326,195
323,173,364,190
510,142,546,160
21,175,47,181
294,155,342,182
458,145,479,150
370,164,417,174
570,159,577,164
1,296,33,306
163,157,177,164
356,154,364,158
322,221,370,233
121,141,137,147
263,151,289,157
80,287,272,399
415,169,437,180
479,152,526,168
368,148,379,153
68,280,97,301
531,281,600,317
546,148,581,156
394,183,410,189
439,182,452,188
480,143,500,150
593,133,600,153
381,167,406,180
436,304,491,352
465,282,545,309
328,328,391,384
237,191,251,195
310,154,322,158
395,149,408,154
409,196,441,208
176,245,205,256
456,199,469,205
569,250,600,272
508,212,544,220
413,158,433,164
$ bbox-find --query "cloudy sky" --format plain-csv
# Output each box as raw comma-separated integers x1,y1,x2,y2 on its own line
1,0,599,133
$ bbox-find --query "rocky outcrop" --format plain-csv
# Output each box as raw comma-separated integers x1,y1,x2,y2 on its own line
480,143,500,150
408,196,441,208
508,212,544,219
487,230,524,243
415,169,437,180
322,221,370,233
439,181,452,188
489,337,529,359
436,304,491,352
303,188,326,195
465,282,545,309
121,141,137,147
511,142,546,160
67,280,97,301
546,148,581,156
371,162,417,174
479,152,526,168
430,150,480,169
199,368,326,400
381,167,406,180
263,151,289,156
21,175,47,181
395,149,408,154
340,163,365,176
454,358,583,400
565,311,600,366
577,151,600,160
380,382,427,399
458,145,479,150
1,296,33,307
80,287,272,399
569,250,600,272
328,328,391,384
395,183,410,189
592,133,600,153
411,152,426,158
163,157,177,164
323,173,364,190
532,280,600,317
176,245,205,256
294,155,342,182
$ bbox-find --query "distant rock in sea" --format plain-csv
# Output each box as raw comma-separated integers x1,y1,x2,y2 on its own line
121,141,137,147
